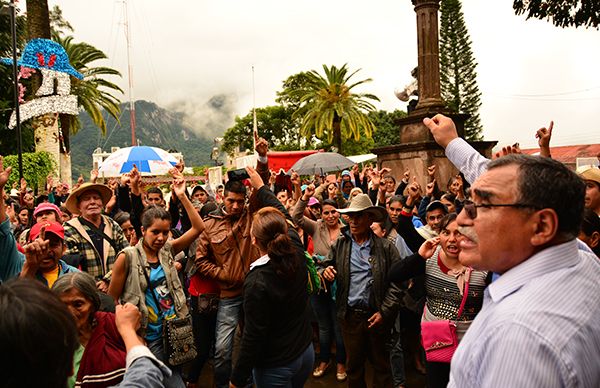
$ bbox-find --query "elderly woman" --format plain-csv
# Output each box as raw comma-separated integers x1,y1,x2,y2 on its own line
52,272,127,388
389,213,488,388
292,184,347,381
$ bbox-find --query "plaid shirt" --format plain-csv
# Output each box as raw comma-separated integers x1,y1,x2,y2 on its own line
63,215,128,279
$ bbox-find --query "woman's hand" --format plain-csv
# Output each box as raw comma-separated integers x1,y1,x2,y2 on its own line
418,237,440,259
245,166,264,190
302,184,315,201
170,168,187,199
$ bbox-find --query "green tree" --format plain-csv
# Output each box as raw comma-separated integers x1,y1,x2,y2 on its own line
369,109,407,147
440,0,483,141
292,64,379,155
513,0,599,28
3,151,55,191
222,105,313,156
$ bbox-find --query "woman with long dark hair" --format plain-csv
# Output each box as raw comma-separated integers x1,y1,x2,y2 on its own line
230,167,313,388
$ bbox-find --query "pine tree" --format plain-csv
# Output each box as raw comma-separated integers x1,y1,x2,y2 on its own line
439,0,483,141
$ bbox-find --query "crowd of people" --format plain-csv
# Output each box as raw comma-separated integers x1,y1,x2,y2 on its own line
1,113,599,388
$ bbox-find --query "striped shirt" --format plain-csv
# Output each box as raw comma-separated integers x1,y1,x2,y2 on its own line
448,240,600,387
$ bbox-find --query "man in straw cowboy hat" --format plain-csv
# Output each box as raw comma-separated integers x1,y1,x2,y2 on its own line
63,182,128,291
322,194,403,388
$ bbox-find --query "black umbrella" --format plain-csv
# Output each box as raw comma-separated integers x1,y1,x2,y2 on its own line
289,152,354,175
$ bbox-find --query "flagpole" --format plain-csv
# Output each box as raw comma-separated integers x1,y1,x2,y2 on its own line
252,65,257,154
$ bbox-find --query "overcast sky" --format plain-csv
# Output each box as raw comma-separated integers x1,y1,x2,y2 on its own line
49,0,600,149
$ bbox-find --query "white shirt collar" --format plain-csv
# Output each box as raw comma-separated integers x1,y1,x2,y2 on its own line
250,253,270,271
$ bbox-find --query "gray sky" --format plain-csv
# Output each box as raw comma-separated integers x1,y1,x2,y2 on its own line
50,0,600,149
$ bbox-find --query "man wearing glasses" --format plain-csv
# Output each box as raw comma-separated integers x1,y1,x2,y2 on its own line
424,115,600,387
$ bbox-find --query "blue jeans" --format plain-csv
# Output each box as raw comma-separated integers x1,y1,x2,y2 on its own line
253,343,314,388
214,295,244,388
147,338,186,388
311,293,346,364
390,313,406,386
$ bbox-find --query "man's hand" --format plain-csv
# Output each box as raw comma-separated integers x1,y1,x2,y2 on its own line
20,177,27,193
367,311,383,329
290,171,300,186
418,237,440,259
255,137,269,157
407,179,421,200
0,156,12,189
536,121,553,158
427,164,437,179
403,168,410,183
245,166,264,190
303,184,316,200
423,114,459,149
23,226,49,272
425,179,436,197
90,169,99,183
129,164,141,187
115,302,142,334
493,143,522,159
323,266,337,282
351,164,359,175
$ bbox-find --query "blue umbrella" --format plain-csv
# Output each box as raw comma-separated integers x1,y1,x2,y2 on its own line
98,146,179,177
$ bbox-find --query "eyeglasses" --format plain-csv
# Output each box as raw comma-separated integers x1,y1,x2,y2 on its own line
462,199,539,219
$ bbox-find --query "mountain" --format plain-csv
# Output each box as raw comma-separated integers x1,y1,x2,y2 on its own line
71,100,215,178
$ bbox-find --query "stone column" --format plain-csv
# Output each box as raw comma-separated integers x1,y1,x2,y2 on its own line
412,0,445,113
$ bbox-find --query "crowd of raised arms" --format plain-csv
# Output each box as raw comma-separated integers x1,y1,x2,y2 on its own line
1,114,599,388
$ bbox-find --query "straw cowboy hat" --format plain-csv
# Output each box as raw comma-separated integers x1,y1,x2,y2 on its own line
64,183,113,214
336,194,387,222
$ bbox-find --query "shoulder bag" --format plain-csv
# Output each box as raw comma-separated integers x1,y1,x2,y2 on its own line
140,256,197,366
420,268,471,363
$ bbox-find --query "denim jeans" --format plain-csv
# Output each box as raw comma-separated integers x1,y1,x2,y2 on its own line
311,293,346,364
214,295,244,388
186,294,218,382
390,313,406,386
253,343,314,388
147,338,186,388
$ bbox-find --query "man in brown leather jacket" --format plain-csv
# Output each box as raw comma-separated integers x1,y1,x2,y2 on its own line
194,138,269,388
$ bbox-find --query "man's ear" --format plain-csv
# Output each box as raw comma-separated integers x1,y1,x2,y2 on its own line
530,209,559,246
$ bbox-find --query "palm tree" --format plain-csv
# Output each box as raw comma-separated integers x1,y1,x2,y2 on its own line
54,35,122,183
293,64,379,154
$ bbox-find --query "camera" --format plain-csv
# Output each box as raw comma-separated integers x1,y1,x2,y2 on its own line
227,168,250,181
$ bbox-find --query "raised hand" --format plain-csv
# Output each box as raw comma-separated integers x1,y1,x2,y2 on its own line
426,179,436,197
90,169,99,183
0,156,12,189
418,237,440,259
20,177,27,192
290,170,300,186
536,121,553,158
303,184,316,200
169,168,187,198
129,164,141,186
23,226,49,272
493,143,522,159
255,137,269,157
245,166,264,190
427,164,437,179
423,114,459,149
403,168,410,182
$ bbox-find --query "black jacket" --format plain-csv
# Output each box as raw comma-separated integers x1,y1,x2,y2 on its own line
322,226,403,322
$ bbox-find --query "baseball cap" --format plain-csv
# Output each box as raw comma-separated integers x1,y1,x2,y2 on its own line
29,221,65,242
341,170,351,177
426,200,449,214
307,197,320,207
578,166,600,185
33,202,63,219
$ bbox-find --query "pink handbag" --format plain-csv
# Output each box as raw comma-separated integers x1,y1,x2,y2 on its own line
421,269,471,363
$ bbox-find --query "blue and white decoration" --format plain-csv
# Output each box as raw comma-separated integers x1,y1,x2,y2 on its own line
1,38,83,129
98,146,179,177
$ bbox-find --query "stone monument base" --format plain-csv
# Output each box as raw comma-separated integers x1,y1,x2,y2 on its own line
372,139,497,192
